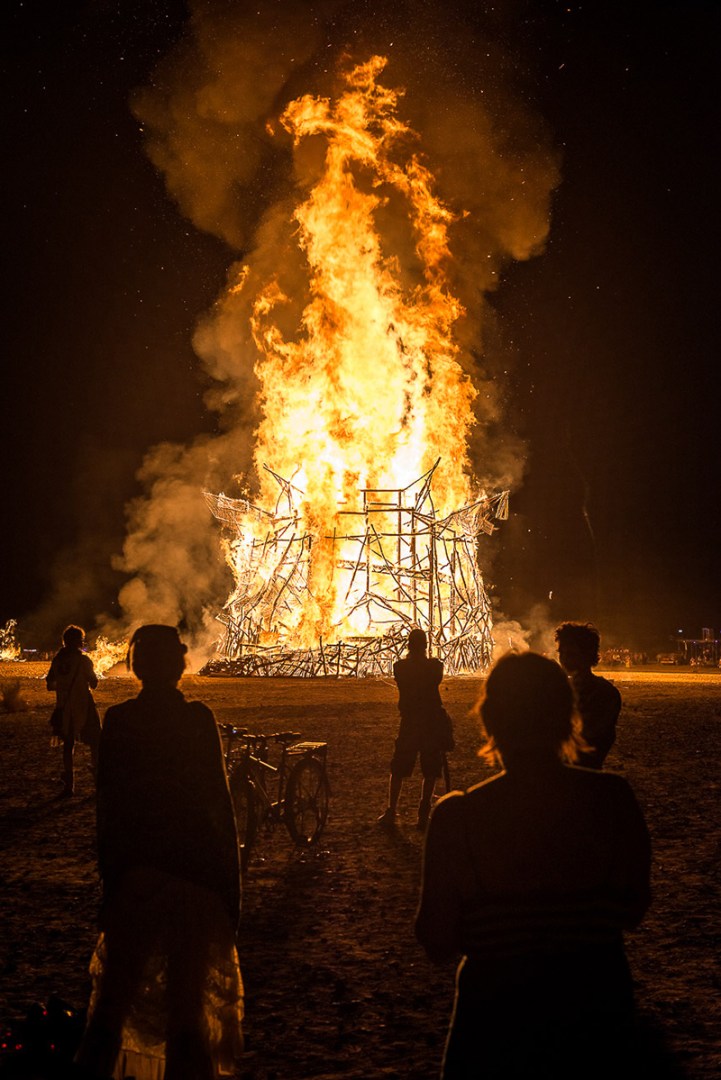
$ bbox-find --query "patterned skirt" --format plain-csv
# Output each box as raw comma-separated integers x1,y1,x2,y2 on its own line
78,866,244,1079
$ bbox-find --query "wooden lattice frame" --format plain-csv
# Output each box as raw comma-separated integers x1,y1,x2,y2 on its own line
203,461,508,677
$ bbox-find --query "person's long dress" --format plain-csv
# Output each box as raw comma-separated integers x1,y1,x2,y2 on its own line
79,688,243,1080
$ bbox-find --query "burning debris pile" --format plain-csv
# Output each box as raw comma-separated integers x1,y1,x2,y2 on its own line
203,461,507,677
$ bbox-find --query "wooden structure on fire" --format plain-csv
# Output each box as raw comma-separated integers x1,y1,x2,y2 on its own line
202,461,508,677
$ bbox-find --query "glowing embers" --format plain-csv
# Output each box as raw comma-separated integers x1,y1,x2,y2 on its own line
204,461,507,677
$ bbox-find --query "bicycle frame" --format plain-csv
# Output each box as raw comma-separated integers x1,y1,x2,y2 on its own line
219,725,330,869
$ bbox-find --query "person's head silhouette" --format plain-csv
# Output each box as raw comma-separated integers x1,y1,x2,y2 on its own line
62,625,85,649
126,624,187,687
555,622,601,677
480,650,576,764
407,628,427,656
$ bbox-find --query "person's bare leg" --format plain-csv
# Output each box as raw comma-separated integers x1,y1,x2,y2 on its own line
378,774,403,825
417,776,435,829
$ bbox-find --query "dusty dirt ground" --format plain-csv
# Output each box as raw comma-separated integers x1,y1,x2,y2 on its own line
0,662,719,1078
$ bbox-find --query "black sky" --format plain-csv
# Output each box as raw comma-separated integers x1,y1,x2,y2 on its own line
2,0,719,653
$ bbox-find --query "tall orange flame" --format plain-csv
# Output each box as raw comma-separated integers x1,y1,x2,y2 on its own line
250,57,475,515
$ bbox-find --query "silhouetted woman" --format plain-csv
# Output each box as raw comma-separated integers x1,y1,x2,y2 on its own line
75,625,243,1080
46,624,99,796
416,651,651,1079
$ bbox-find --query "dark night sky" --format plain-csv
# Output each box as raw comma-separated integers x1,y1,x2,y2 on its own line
2,0,719,653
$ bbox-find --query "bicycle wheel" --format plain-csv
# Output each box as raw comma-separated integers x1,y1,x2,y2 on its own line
284,756,329,846
229,771,258,872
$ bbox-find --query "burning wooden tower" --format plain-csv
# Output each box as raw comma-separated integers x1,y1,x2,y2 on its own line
195,58,515,674
203,460,507,676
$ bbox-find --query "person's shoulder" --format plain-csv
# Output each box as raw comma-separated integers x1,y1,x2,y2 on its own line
102,697,139,729
592,673,621,697
104,697,138,717
429,789,467,831
393,657,408,679
186,698,217,725
565,762,633,797
463,771,507,807
435,773,504,816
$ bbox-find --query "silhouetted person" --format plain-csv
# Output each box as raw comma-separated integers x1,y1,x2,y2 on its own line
45,624,99,796
416,651,651,1079
556,620,621,768
75,625,243,1080
378,628,450,830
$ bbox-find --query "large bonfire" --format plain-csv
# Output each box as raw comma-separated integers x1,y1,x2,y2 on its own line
203,58,507,677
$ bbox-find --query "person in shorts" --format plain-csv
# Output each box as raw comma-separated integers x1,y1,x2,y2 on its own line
378,628,448,830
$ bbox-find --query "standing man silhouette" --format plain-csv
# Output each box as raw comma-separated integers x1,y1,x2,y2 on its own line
555,621,621,769
378,628,448,830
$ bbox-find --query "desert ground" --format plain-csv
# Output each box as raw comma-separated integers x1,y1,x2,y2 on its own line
0,661,719,1078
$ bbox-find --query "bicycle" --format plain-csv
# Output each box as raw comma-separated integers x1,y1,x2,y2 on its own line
219,725,330,871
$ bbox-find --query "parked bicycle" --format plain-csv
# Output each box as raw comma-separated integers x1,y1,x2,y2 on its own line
219,725,330,871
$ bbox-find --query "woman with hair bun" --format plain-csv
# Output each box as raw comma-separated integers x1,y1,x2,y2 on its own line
75,625,243,1080
416,650,651,1079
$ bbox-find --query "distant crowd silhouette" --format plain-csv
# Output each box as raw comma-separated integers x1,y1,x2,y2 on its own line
45,618,677,1079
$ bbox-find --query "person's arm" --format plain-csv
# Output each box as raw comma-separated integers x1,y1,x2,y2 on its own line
415,794,464,963
583,683,621,744
95,708,126,906
191,705,241,925
84,655,99,690
45,655,58,691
